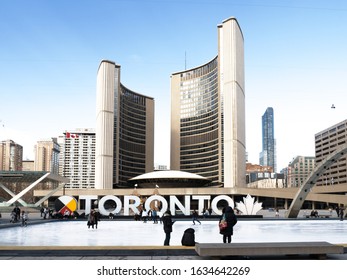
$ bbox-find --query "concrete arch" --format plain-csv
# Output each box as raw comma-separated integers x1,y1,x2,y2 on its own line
286,143,347,218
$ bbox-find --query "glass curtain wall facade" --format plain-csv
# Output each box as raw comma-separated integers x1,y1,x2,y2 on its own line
171,17,246,188
96,60,154,189
173,58,220,184
259,107,276,172
116,85,154,186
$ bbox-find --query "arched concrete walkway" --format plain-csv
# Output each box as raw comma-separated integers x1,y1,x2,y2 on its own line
286,143,347,218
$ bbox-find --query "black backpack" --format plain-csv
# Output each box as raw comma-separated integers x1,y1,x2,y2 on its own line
181,228,196,246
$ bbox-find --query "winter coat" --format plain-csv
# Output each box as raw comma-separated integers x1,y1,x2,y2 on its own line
219,206,237,235
181,228,196,246
162,213,174,233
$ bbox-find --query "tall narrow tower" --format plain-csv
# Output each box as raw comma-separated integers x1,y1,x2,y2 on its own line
259,107,276,172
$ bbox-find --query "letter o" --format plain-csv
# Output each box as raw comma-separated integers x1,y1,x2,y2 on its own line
98,195,122,216
144,195,168,214
211,195,234,215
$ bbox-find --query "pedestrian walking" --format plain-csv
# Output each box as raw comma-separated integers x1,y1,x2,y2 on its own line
219,206,238,243
21,211,28,227
162,210,175,246
10,210,17,223
192,210,201,225
339,206,345,221
336,206,340,216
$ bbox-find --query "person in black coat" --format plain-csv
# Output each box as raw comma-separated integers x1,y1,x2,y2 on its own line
219,206,238,243
181,228,196,246
339,206,345,221
162,210,175,246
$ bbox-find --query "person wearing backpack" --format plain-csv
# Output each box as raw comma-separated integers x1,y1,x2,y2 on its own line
219,206,237,243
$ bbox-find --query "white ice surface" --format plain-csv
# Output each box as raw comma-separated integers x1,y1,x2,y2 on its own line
1,220,347,246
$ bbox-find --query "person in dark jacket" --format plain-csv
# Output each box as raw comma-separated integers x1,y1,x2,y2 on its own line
181,228,196,246
192,210,201,225
219,206,237,243
162,210,175,246
339,206,345,221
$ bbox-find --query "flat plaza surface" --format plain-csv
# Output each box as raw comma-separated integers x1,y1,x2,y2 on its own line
1,219,347,246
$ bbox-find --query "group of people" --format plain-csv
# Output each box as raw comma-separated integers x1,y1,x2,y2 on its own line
138,208,160,224
162,205,238,246
10,206,28,226
40,207,54,219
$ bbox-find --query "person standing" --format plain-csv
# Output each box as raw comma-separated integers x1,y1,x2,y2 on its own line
162,210,175,246
43,207,49,219
142,208,148,223
339,206,344,221
21,211,28,227
152,209,158,224
88,209,96,229
13,206,21,222
219,206,238,243
94,209,100,229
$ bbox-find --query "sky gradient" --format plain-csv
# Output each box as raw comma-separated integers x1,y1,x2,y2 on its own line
1,0,347,171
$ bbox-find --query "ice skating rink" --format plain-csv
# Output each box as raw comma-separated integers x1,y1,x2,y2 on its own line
1,219,347,246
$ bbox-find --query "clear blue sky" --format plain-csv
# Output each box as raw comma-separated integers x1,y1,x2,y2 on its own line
1,0,347,171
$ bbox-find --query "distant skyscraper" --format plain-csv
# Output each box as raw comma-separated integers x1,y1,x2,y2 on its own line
170,17,246,188
96,60,155,189
259,107,276,172
0,140,23,171
58,129,95,188
34,138,60,174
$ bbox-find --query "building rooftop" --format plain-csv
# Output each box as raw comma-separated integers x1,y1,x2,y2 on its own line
128,170,211,188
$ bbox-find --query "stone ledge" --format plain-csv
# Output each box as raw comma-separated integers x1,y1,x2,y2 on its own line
195,242,344,259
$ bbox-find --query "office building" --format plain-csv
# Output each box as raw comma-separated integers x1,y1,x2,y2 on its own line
34,138,60,174
315,119,347,186
0,140,23,171
58,128,95,188
260,107,276,172
22,160,34,171
170,17,245,188
287,156,315,187
96,60,155,189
